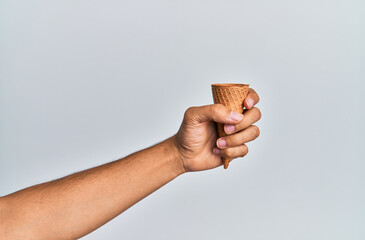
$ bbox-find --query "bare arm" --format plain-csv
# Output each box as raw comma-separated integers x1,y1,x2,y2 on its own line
0,88,261,240
0,136,183,239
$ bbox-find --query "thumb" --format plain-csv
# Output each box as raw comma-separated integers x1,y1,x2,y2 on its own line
184,104,243,124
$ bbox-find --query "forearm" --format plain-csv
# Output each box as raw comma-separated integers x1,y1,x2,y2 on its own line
0,135,184,240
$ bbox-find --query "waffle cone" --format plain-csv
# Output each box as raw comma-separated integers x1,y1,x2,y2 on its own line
211,83,249,169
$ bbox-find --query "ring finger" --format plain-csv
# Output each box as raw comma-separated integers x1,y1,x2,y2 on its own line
224,107,261,134
217,125,260,149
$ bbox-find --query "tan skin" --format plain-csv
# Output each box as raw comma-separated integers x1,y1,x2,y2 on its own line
0,88,261,240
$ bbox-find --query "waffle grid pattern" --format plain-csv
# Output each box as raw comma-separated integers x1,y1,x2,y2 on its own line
211,84,249,169
211,85,249,113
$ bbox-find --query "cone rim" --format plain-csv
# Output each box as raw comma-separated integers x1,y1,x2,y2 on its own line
211,83,249,88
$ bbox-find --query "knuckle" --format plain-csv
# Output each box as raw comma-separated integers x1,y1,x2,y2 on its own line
227,134,239,147
236,118,248,130
252,125,260,137
210,104,229,121
237,145,248,157
252,107,262,120
238,132,246,143
210,104,218,117
211,104,223,115
242,145,249,155
184,107,194,120
250,89,260,103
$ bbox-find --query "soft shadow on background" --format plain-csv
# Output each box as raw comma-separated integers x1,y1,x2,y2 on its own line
0,1,364,239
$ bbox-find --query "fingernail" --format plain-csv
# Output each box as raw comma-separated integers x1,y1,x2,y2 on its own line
230,111,243,121
213,148,220,155
224,124,235,134
217,139,227,148
247,99,254,109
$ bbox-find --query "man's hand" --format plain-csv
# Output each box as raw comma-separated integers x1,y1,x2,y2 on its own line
175,88,261,172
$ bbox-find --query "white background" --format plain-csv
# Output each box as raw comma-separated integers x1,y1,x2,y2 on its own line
1,0,364,239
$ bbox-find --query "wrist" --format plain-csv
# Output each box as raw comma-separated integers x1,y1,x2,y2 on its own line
164,134,187,176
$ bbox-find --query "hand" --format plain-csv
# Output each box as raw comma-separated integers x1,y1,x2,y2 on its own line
174,88,261,172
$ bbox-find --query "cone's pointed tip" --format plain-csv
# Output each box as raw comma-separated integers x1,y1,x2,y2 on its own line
223,160,229,169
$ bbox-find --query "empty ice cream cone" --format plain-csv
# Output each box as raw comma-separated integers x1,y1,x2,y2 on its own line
211,83,250,169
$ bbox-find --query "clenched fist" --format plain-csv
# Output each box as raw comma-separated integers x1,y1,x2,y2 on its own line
174,88,261,172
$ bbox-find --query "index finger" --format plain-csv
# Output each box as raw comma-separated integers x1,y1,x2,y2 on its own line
244,88,260,109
